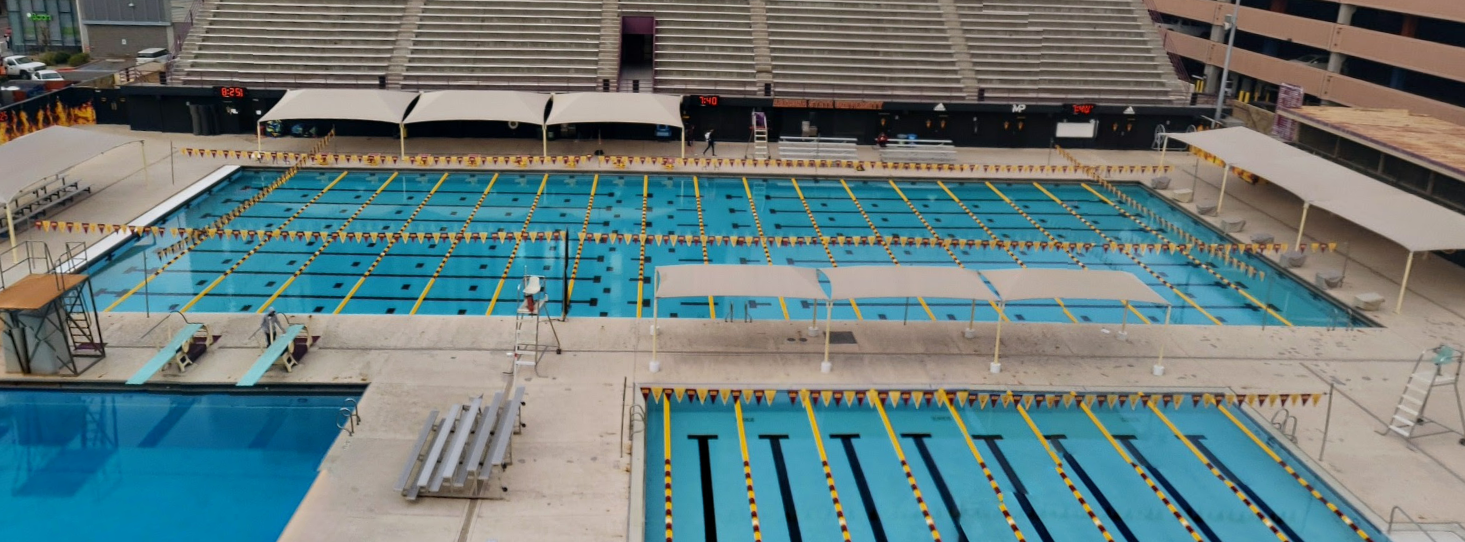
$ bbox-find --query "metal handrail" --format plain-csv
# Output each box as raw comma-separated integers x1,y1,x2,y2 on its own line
338,398,362,436
140,310,196,342
1388,506,1443,542
0,240,54,289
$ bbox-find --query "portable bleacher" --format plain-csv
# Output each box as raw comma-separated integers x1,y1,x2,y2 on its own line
126,322,217,385
397,387,527,500
236,323,317,386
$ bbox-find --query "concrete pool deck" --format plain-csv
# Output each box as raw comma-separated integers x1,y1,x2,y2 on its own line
2,125,1465,541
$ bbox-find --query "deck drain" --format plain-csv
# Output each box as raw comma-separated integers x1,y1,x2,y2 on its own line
828,331,857,345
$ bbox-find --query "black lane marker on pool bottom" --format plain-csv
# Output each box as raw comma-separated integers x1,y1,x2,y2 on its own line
758,435,803,542
690,435,719,542
829,433,889,542
1190,436,1306,542
1114,435,1222,542
1046,435,1138,542
902,433,971,542
972,435,1055,542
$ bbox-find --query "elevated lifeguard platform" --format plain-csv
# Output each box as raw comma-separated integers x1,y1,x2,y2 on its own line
0,273,107,375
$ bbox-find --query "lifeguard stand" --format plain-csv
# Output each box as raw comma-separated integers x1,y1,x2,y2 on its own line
0,249,107,376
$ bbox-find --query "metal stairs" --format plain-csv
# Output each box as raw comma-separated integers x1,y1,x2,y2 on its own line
751,111,769,160
1384,345,1465,445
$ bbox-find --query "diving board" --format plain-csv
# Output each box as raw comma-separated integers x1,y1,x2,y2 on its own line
126,323,212,385
237,324,308,387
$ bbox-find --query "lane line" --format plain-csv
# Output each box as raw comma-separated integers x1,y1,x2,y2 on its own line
692,176,715,318
889,181,1015,322
663,393,674,542
259,172,448,312
1013,398,1117,541
800,390,854,542
1080,183,1292,326
405,175,502,314
734,399,765,542
484,174,551,316
790,178,861,320
1075,396,1206,541
982,182,1105,323
939,391,1028,542
1028,182,1217,325
838,179,935,321
636,175,650,319
741,178,790,320
565,174,601,300
869,391,945,541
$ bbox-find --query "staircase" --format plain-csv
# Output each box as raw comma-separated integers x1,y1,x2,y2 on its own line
748,0,774,93
596,0,622,89
1385,345,1465,444
384,0,430,89
62,283,106,360
171,0,217,79
935,0,981,100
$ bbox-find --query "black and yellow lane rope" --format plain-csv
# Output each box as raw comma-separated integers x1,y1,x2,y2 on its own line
407,174,503,315
691,176,715,318
733,399,765,542
741,177,791,320
1075,393,1205,542
1146,396,1292,542
983,182,1091,323
485,174,551,315
790,177,861,320
180,171,395,313
1214,401,1373,541
635,175,651,319
839,179,936,321
259,172,448,313
890,181,1013,322
565,174,601,301
662,391,675,542
1029,182,1217,325
870,389,946,542
103,167,327,312
939,391,1028,542
800,390,854,542
1014,397,1118,542
1079,184,1292,326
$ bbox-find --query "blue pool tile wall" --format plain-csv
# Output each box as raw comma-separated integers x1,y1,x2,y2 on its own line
84,169,1369,327
0,389,351,542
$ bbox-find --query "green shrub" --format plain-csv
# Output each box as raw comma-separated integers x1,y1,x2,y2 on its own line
67,53,90,67
50,51,71,65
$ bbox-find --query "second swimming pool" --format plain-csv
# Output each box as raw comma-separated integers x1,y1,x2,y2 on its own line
84,169,1368,327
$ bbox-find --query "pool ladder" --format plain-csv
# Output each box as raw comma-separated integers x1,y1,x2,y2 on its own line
1269,408,1299,444
1388,506,1446,542
338,398,362,436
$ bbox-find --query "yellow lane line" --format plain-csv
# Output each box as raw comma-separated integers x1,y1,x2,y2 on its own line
741,178,790,320
260,172,448,312
407,175,500,315
939,391,1028,541
485,174,551,316
1014,400,1117,541
838,179,935,321
1029,182,1218,325
1146,397,1291,541
800,391,854,542
870,390,945,541
889,180,1014,321
1080,183,1291,326
691,176,715,318
733,399,764,542
1076,395,1204,541
565,174,601,301
789,178,860,320
636,175,650,319
662,395,674,542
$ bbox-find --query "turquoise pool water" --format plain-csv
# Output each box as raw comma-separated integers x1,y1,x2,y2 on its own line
85,169,1368,326
645,391,1387,542
0,389,350,542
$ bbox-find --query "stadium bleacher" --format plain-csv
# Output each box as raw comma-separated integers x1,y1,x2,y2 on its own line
176,0,1188,104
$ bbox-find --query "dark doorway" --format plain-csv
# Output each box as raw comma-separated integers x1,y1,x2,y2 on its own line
619,16,655,92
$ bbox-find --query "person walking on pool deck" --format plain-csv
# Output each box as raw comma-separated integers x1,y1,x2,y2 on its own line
260,309,286,346
702,129,716,156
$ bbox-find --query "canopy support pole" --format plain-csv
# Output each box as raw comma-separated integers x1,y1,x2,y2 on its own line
649,271,661,373
399,124,406,160
542,125,549,157
256,122,262,159
821,299,834,373
1214,163,1230,215
1396,251,1415,314
1159,134,1169,167
1294,202,1310,248
140,141,151,187
963,300,977,339
1153,306,1172,376
807,300,820,337
681,128,686,159
5,201,14,254
990,301,1005,374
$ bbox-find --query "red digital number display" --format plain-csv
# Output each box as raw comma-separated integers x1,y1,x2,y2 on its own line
697,95,719,107
1070,103,1097,115
217,86,246,99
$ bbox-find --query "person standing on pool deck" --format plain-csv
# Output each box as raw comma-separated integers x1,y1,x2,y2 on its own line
261,309,286,346
702,129,716,156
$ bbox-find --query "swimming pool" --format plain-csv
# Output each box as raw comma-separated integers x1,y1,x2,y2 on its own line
642,389,1386,542
84,169,1368,326
0,388,351,542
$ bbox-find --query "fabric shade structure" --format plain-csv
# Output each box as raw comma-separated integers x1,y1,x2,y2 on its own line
648,264,826,373
1168,127,1465,312
545,93,686,158
819,265,998,371
0,126,148,249
402,90,551,156
258,89,419,124
978,268,1171,375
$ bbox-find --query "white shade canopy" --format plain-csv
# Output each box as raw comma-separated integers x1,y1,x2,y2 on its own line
655,265,826,300
1169,127,1465,252
545,93,683,127
0,126,141,204
259,89,420,124
403,90,550,125
821,266,997,301
980,268,1168,305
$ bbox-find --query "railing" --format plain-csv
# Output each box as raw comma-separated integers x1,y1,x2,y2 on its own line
1388,506,1443,542
338,398,362,436
0,241,57,289
879,138,957,163
778,136,859,160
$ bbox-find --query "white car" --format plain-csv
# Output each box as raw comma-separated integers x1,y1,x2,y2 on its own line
30,70,65,81
4,55,46,78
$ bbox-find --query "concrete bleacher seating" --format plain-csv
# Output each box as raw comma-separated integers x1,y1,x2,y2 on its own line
401,0,603,91
765,0,965,100
620,0,758,94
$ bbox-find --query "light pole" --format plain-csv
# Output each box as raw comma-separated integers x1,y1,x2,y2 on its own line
1212,0,1242,127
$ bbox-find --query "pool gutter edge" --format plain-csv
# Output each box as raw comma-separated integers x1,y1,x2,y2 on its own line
627,392,647,542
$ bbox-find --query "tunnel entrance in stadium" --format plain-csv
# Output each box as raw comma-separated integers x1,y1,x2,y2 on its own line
619,16,656,92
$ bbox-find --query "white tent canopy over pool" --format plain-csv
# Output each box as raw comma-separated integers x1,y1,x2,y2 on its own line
403,91,552,156
544,93,686,158
819,265,998,371
256,89,421,157
649,264,826,372
1168,127,1465,313
0,126,147,248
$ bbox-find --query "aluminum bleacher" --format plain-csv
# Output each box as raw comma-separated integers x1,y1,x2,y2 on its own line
620,0,758,94
402,0,603,91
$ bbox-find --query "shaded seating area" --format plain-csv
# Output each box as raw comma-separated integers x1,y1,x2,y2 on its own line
0,127,147,244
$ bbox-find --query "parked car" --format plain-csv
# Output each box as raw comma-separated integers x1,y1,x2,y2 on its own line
4,55,46,78
136,48,172,65
30,69,64,81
